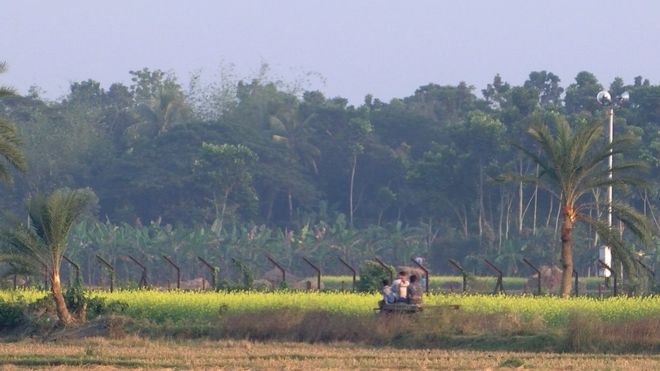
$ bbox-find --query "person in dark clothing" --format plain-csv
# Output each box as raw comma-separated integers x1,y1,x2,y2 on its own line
407,274,423,304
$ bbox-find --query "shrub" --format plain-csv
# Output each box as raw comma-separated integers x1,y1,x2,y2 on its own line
232,259,254,289
28,295,56,317
0,299,24,329
86,296,128,318
64,281,87,320
64,283,128,320
358,260,393,292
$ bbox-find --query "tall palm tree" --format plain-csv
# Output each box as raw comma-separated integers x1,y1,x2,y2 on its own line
0,62,27,181
269,101,320,219
514,116,653,297
0,188,95,325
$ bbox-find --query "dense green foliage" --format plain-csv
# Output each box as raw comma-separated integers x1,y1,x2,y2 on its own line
0,299,24,328
1,66,659,288
357,260,394,292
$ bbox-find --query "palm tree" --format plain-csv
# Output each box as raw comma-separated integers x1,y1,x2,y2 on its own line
269,101,320,219
134,88,188,138
0,62,27,181
514,116,653,297
0,188,95,325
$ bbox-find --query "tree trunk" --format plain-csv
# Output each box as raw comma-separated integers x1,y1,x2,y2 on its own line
349,153,357,227
498,190,504,251
643,189,647,217
288,189,293,220
447,201,469,238
545,196,553,227
532,163,539,235
51,269,74,325
560,206,574,298
461,205,469,238
218,187,231,237
265,190,276,223
518,158,523,234
554,194,562,239
644,193,660,230
505,194,513,241
478,159,485,237
426,217,440,250
591,188,601,248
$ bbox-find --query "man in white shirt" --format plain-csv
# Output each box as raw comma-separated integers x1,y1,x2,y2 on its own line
390,271,409,302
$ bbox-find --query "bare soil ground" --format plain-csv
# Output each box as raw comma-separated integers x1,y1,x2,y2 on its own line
0,337,658,370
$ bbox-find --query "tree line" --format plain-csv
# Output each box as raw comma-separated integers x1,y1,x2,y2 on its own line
1,64,659,296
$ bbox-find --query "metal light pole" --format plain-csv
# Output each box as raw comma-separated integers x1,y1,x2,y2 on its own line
596,90,629,277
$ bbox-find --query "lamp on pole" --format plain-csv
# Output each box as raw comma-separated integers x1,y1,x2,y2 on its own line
596,90,630,277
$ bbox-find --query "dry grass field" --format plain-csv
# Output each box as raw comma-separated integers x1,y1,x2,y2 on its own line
0,338,658,370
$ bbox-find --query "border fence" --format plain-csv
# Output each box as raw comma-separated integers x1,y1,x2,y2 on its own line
4,252,656,298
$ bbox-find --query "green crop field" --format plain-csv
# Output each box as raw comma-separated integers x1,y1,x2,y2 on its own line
2,289,658,326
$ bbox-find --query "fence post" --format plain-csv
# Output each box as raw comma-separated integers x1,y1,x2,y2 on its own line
302,256,321,290
410,258,430,292
484,259,505,294
126,255,148,288
62,255,81,285
338,257,356,291
95,255,115,292
573,269,579,296
374,257,394,284
265,254,286,285
598,259,617,296
448,259,468,292
197,256,218,290
162,255,181,289
522,258,541,295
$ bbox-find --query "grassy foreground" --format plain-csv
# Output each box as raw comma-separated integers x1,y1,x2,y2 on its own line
0,338,659,369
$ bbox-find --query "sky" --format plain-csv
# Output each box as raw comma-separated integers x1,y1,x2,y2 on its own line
1,0,659,104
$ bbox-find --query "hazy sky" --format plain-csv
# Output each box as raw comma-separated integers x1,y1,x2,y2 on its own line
1,1,659,103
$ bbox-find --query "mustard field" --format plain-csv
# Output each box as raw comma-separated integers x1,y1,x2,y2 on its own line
2,289,658,326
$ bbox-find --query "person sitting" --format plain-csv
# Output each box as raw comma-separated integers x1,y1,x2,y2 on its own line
381,279,395,306
391,271,409,303
407,274,423,304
